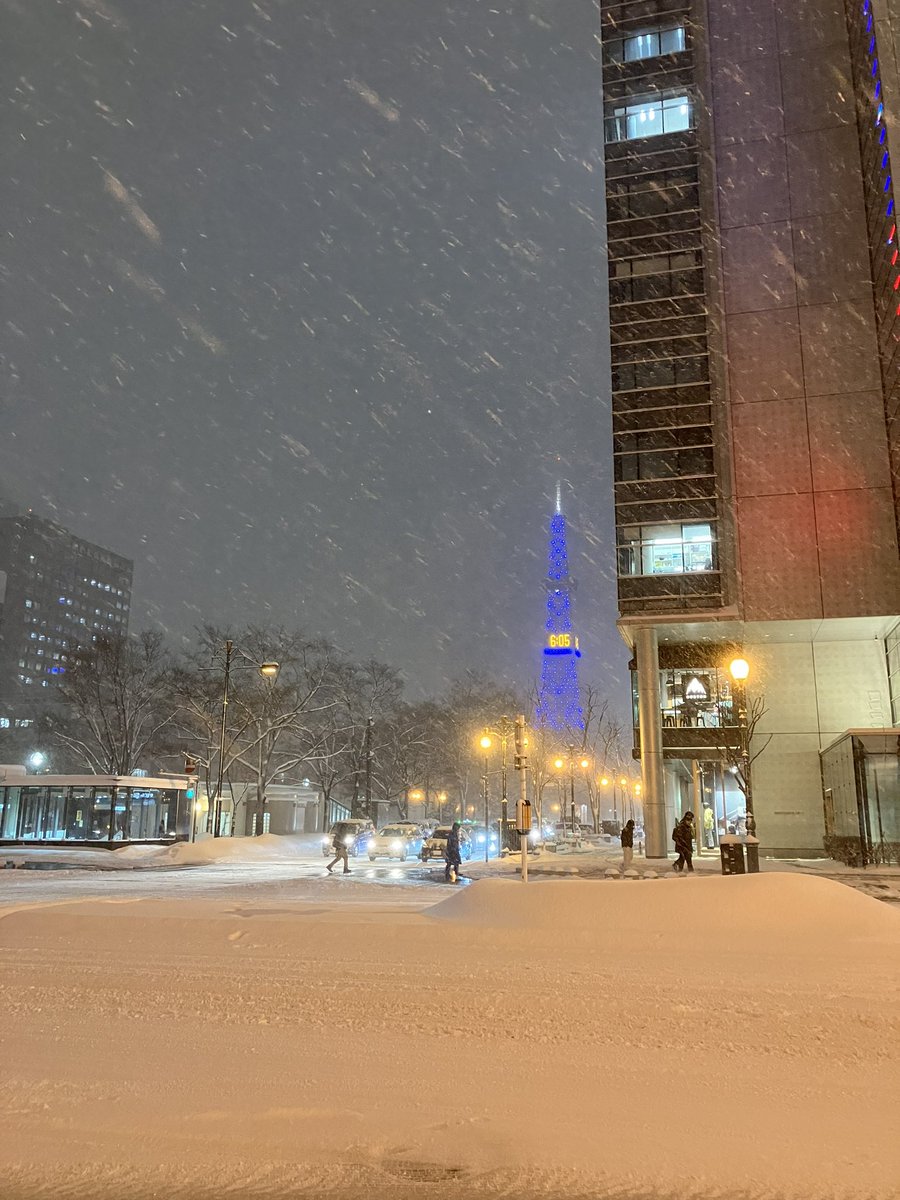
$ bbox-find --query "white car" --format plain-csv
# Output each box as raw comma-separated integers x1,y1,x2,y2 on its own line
366,825,424,862
420,826,472,863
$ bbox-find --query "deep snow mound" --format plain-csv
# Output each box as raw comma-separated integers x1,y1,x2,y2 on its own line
163,834,310,866
428,873,900,945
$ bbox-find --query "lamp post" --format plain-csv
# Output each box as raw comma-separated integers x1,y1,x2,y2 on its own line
599,776,610,827
210,640,279,838
479,716,515,853
553,748,588,836
364,716,375,826
619,776,629,823
728,657,755,839
409,787,424,821
479,734,492,862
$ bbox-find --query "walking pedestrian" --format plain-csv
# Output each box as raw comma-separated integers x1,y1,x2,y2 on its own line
444,821,463,883
620,817,635,871
326,823,352,875
672,811,695,873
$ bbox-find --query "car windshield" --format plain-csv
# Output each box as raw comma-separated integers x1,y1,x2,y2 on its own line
431,828,451,838
379,827,406,837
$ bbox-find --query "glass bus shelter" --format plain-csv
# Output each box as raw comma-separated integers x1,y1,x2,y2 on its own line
0,773,192,844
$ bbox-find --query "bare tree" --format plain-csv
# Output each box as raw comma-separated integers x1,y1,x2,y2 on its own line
442,671,524,819
372,701,441,821
721,694,771,808
51,631,175,775
172,627,335,835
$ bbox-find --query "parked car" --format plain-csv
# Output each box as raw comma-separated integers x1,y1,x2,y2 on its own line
321,819,376,858
420,825,472,863
366,824,424,862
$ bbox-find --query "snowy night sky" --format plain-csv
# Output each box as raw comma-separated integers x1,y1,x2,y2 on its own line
2,0,622,697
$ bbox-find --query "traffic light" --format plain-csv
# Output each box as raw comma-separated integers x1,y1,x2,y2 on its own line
184,755,198,802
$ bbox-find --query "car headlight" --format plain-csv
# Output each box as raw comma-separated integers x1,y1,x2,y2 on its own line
343,836,353,846
476,833,485,843
368,838,377,849
390,841,401,851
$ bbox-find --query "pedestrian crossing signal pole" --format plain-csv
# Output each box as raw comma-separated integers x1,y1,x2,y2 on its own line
514,715,531,883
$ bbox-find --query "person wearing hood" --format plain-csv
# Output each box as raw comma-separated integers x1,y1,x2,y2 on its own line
672,811,695,873
444,821,463,883
620,817,635,871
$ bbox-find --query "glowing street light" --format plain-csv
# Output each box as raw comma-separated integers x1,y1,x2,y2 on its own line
729,656,756,839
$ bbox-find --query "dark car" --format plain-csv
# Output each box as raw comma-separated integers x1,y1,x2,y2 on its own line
321,819,376,858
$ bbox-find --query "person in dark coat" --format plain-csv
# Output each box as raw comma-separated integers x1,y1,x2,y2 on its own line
672,811,695,873
326,824,352,874
444,821,463,882
620,818,635,871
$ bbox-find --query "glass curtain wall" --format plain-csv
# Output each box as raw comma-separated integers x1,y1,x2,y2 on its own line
0,785,185,842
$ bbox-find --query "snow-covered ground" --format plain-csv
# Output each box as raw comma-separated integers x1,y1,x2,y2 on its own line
1,837,899,1199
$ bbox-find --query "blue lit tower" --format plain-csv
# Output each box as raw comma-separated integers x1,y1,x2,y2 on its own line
536,486,584,735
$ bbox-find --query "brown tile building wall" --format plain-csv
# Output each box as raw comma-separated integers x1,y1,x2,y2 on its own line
707,0,900,621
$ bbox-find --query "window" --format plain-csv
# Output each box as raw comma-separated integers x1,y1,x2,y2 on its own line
606,95,693,143
888,623,900,725
617,523,714,576
616,443,714,483
607,25,686,62
624,26,685,61
609,250,703,305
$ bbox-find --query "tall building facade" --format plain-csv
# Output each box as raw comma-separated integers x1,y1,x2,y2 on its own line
600,0,900,857
0,512,133,713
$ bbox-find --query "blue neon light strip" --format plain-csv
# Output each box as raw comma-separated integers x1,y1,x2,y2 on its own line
862,1,900,314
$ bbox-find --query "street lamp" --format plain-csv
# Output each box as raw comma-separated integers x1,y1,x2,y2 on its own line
211,640,280,838
729,656,756,839
479,733,492,862
480,717,516,852
27,751,47,773
409,787,424,816
553,748,588,836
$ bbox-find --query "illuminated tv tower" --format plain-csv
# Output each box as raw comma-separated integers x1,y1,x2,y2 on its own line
535,484,584,734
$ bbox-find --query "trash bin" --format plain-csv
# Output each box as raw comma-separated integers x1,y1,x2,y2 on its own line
720,836,746,875
720,835,760,875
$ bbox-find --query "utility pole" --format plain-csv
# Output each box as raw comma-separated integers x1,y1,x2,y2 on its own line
212,639,233,837
514,714,530,883
364,716,374,826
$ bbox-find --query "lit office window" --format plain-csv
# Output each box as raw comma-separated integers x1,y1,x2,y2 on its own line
622,26,686,61
617,523,714,576
606,95,693,142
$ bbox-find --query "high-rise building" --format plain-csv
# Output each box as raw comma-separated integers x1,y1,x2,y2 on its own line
600,0,900,858
0,512,133,713
536,486,585,738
